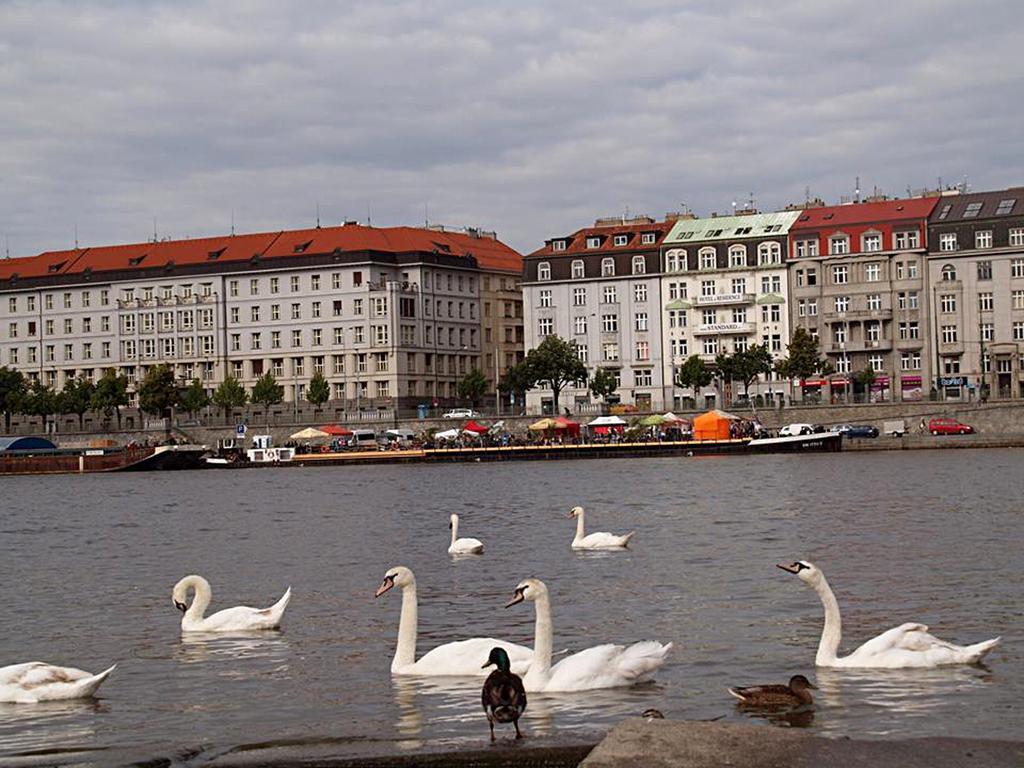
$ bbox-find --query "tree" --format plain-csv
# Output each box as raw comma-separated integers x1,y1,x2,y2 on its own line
775,327,830,381
588,368,618,403
675,354,713,400
91,369,130,428
730,344,774,397
137,364,179,417
522,335,587,413
855,365,877,400
179,379,211,418
306,371,331,415
212,375,249,421
457,368,487,407
61,376,96,430
251,373,284,424
0,366,27,433
22,381,59,432
499,362,535,412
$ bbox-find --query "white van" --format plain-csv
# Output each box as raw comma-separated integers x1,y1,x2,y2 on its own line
883,419,907,437
348,429,379,450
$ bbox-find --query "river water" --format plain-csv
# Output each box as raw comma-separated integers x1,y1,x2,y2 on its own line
0,449,1021,764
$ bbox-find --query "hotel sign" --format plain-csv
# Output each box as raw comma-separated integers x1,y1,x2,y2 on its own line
696,293,746,305
696,322,749,334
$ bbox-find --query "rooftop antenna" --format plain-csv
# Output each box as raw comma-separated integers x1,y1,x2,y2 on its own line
424,203,429,227
748,191,756,210
4,233,9,259
366,202,372,226
74,223,79,249
230,208,235,236
855,176,861,203
805,186,811,204
315,202,321,229
153,216,158,243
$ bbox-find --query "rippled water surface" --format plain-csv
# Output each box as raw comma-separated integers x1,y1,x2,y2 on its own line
1,449,1021,764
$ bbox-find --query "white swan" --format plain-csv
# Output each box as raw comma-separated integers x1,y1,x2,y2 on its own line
778,561,1001,668
506,578,671,692
568,506,635,550
0,662,116,704
448,513,484,555
375,566,532,676
172,574,291,633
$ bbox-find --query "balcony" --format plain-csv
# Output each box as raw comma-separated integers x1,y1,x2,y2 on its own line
938,340,964,355
694,292,754,307
822,308,893,322
829,339,892,352
693,322,754,336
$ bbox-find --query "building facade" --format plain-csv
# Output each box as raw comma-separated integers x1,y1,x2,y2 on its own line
659,211,798,408
788,197,938,402
522,216,675,414
927,188,1024,400
0,223,522,415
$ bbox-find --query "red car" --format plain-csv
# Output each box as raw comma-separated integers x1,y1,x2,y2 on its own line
928,418,975,435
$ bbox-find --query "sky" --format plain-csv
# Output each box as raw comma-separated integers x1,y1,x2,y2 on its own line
1,0,1022,258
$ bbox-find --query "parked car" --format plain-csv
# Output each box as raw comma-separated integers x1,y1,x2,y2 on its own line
443,408,477,419
779,423,815,437
928,418,975,435
831,424,880,438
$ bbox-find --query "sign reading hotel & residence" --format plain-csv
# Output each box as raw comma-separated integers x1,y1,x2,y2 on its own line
696,293,746,305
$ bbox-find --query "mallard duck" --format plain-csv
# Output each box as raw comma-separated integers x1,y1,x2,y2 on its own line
481,647,527,740
728,674,817,708
172,575,291,632
641,708,664,720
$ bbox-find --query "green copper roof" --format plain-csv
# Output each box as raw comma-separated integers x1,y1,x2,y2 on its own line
756,293,786,305
664,211,801,244
664,299,692,310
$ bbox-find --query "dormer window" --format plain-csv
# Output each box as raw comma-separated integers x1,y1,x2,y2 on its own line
129,255,146,266
586,236,601,249
733,226,752,236
207,248,225,260
601,257,615,276
537,262,551,281
293,240,313,253
571,260,585,279
705,229,723,238
996,199,1016,216
963,202,983,218
613,234,629,247
937,203,952,220
552,239,567,252
631,255,646,275
641,232,656,245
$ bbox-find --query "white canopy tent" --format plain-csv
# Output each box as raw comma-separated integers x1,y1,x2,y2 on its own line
434,428,461,441
586,415,628,427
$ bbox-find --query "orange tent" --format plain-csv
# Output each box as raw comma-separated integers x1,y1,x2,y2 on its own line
692,409,740,441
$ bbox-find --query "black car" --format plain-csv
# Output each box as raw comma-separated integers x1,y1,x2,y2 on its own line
831,424,879,438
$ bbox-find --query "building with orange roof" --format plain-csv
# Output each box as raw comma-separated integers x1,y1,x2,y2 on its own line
0,222,522,421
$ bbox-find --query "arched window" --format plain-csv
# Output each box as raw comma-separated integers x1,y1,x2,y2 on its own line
941,264,957,281
601,257,615,277
631,255,646,275
665,248,686,272
758,242,781,265
571,260,585,279
728,244,747,267
699,247,717,270
537,262,551,281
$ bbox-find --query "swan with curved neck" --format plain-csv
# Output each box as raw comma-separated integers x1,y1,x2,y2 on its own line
1,662,116,704
778,561,1000,668
568,506,634,550
505,578,671,692
375,566,531,675
448,513,484,555
172,575,291,632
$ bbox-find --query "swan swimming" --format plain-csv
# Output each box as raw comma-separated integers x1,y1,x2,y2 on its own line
778,561,1000,668
375,566,533,676
0,662,116,704
448,513,484,555
172,574,291,632
568,506,635,550
506,578,671,692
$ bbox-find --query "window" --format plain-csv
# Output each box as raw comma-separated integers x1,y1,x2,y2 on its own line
941,264,957,281
353,298,363,316
271,330,281,349
758,242,781,264
668,309,685,328
1014,322,1024,341
702,309,716,325
834,296,849,313
602,342,619,361
941,325,958,343
571,260,585,279
701,280,716,297
907,260,918,279
733,307,748,323
807,299,817,316
635,368,652,386
866,294,881,310
573,287,587,306
901,352,922,371
975,230,993,249
312,301,321,318
587,236,601,249
699,248,716,270
702,338,718,355
729,245,746,267
963,201,983,218
862,233,882,252
373,325,388,345
895,230,920,249
940,294,957,313
634,312,648,331
614,234,629,247
996,199,1017,216
979,293,993,312
939,233,958,251
980,323,994,342
864,263,880,282
633,283,647,302
829,236,849,255
631,255,646,275
665,249,686,272
668,282,686,300
539,289,552,308
537,262,550,281
866,322,880,342
832,265,848,284
806,268,817,286
601,258,615,276
251,306,260,322
1010,228,1024,247
733,336,748,353
977,261,992,280
1012,259,1024,278
270,277,279,294
99,290,108,307
641,233,656,245
573,316,587,335
602,285,617,303
795,239,819,258
576,345,588,363
601,314,618,332
635,340,650,360
538,318,553,336
761,305,780,323
761,275,781,294
670,338,687,357
833,326,846,344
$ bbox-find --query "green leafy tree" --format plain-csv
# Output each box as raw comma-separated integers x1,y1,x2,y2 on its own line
61,376,96,430
588,368,618,403
856,365,877,394
775,327,831,381
456,368,488,407
675,354,713,399
137,364,179,417
179,379,211,418
91,369,130,428
23,381,59,432
522,335,587,413
0,366,28,433
306,371,331,415
499,362,535,412
251,373,284,426
730,344,774,397
212,375,249,421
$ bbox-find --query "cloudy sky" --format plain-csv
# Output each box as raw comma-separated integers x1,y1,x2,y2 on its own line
1,0,1022,258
